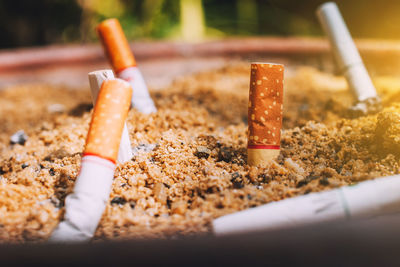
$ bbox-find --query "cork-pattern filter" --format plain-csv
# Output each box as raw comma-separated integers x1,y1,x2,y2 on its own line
248,63,284,149
84,79,132,163
97,18,136,73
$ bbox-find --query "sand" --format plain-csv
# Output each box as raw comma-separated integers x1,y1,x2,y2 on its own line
1,63,400,243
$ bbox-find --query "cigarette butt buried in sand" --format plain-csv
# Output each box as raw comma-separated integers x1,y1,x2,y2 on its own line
49,79,132,242
317,2,381,116
97,18,157,114
212,175,400,236
84,79,132,162
88,70,133,163
247,63,284,167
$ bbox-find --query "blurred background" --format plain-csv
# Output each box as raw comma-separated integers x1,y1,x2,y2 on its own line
1,0,400,49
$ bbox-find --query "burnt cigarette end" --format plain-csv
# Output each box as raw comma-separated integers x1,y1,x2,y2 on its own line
347,96,382,118
247,63,284,167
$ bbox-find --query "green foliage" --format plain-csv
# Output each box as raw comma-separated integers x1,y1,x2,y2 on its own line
1,0,400,48
81,0,180,41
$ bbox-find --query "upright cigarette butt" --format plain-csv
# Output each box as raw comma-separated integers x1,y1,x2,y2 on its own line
247,63,284,167
50,78,131,242
316,2,378,102
96,19,136,73
84,79,132,163
88,69,115,102
97,18,157,114
88,70,133,163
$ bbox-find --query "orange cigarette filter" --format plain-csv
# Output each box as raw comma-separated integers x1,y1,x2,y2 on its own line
96,18,136,73
247,63,284,167
84,79,132,163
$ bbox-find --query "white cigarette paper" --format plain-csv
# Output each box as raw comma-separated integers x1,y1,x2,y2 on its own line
118,66,157,114
88,70,133,163
212,175,400,236
317,2,378,102
49,156,115,242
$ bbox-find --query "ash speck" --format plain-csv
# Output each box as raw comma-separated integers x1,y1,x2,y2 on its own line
10,130,28,145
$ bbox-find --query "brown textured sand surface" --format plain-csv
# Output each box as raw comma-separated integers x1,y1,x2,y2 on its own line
1,64,400,243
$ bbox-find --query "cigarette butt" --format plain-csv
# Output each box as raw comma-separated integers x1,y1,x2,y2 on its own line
84,79,132,163
212,174,400,236
49,155,115,243
247,63,284,167
316,2,378,102
96,18,136,73
118,66,157,114
88,69,115,103
50,78,131,242
97,19,157,114
88,70,133,163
